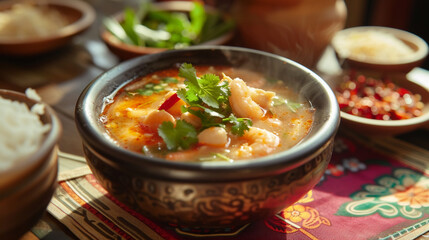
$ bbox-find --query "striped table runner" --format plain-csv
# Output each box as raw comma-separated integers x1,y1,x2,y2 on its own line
46,131,429,240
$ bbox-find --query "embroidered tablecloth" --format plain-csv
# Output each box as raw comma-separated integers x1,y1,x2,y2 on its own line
46,131,429,240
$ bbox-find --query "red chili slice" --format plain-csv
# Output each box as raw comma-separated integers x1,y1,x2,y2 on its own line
158,93,180,111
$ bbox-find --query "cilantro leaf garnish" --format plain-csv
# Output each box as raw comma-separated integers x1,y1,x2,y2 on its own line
156,63,256,152
162,77,179,83
223,114,252,136
272,96,303,113
128,77,178,96
158,120,198,151
286,101,303,113
136,89,153,96
181,106,224,129
176,63,252,137
178,63,229,108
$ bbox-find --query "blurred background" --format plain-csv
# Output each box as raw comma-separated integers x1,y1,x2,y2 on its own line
171,0,429,70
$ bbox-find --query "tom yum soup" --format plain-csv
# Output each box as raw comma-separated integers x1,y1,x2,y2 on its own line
101,63,314,162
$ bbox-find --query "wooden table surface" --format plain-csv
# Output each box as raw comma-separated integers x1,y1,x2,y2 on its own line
1,0,428,239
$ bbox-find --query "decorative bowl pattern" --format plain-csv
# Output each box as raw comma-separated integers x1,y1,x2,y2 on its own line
84,141,333,227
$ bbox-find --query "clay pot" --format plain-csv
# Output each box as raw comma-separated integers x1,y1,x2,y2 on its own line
234,0,347,69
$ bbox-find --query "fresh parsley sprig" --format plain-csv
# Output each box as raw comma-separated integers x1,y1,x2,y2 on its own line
128,77,178,96
177,63,230,109
181,106,224,129
223,114,252,136
272,96,303,113
176,63,252,134
158,120,198,151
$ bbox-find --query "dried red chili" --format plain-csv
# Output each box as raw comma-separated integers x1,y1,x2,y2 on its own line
336,73,424,120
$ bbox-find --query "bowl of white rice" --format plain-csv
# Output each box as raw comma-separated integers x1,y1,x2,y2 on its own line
0,0,95,56
0,89,61,239
331,26,428,73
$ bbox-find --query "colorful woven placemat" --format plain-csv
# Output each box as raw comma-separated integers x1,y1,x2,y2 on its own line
47,131,429,240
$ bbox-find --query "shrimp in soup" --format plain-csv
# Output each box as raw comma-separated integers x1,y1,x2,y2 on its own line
101,63,314,162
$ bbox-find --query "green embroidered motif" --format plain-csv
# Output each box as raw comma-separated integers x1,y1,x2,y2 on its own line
337,168,429,219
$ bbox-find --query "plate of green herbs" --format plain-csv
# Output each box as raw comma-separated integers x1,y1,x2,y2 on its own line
102,0,235,58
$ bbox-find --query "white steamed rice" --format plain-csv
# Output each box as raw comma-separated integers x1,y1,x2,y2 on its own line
334,30,415,63
0,90,51,171
0,3,68,40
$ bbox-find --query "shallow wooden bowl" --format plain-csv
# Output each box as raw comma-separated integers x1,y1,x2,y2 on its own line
0,0,95,56
100,1,234,60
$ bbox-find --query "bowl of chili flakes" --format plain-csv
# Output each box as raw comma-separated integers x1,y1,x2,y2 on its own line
326,70,429,136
